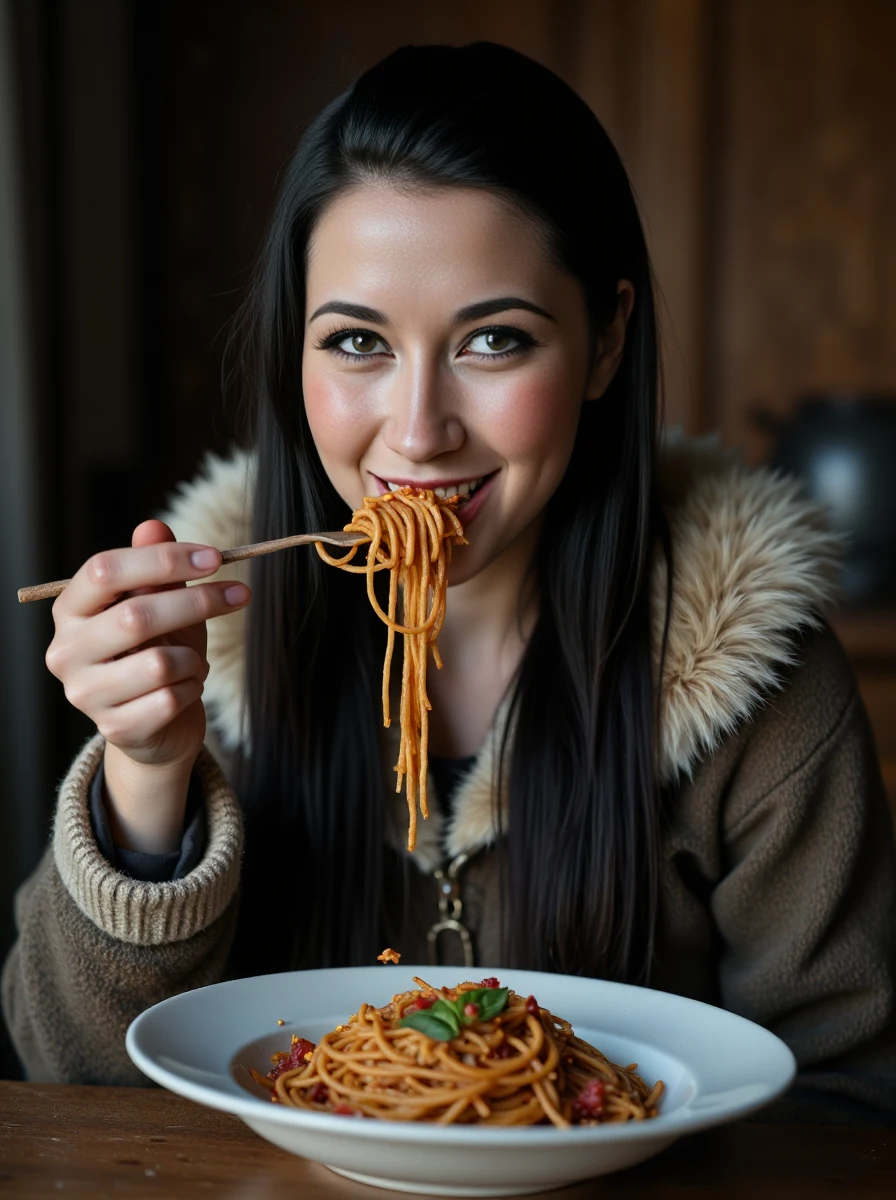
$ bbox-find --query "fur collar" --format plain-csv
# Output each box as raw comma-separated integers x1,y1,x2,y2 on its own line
161,437,840,871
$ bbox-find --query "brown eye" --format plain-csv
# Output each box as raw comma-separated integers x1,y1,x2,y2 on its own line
344,332,380,354
329,330,386,356
465,329,525,356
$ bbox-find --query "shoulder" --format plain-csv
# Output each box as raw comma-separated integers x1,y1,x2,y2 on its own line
655,433,843,787
687,620,864,819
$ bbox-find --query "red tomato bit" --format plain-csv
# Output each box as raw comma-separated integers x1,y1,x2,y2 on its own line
405,993,437,1014
571,1079,605,1122
479,977,501,989
525,995,539,1016
267,1037,315,1082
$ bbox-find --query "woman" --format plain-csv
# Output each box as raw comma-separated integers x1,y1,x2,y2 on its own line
4,42,895,1121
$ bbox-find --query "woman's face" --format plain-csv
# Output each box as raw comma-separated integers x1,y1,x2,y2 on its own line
303,182,626,584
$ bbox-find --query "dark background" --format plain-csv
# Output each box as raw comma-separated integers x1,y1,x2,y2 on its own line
2,0,895,1079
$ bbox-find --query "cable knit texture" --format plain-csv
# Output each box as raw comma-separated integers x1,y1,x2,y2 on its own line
52,735,243,946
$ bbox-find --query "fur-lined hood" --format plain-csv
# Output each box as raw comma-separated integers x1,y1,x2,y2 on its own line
162,438,840,870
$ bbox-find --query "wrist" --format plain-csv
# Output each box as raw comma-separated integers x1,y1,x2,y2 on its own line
102,743,198,854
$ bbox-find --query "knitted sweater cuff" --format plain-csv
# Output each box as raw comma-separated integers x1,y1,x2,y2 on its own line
52,734,243,946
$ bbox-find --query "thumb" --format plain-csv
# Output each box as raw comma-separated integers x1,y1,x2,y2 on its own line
132,519,177,549
129,520,183,598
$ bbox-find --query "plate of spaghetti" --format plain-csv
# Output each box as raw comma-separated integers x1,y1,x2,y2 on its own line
127,965,795,1196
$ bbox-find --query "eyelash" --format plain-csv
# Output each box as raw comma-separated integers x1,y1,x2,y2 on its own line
313,324,539,362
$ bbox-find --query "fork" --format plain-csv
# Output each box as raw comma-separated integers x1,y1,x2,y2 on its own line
17,530,369,603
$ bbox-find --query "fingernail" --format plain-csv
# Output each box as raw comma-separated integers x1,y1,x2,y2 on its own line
224,583,249,606
190,549,220,570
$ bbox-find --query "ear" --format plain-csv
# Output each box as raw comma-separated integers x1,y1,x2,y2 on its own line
585,280,635,401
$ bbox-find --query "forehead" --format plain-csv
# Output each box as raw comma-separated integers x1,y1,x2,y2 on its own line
305,182,561,312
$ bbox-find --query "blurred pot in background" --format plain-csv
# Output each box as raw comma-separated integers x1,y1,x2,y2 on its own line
753,393,896,608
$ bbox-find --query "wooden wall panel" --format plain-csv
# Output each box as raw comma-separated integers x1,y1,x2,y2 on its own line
571,0,710,433
618,0,708,434
713,0,896,458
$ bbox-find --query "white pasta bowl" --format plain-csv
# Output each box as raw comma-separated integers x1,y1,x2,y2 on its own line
127,965,795,1197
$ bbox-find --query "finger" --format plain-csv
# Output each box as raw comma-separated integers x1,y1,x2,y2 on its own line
78,579,250,663
64,645,208,714
55,538,224,619
132,519,175,549
95,678,206,748
129,521,185,598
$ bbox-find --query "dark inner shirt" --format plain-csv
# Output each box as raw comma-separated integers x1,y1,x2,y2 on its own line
427,753,477,813
91,752,478,883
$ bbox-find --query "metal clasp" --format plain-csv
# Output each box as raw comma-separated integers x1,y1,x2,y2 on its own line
427,853,474,967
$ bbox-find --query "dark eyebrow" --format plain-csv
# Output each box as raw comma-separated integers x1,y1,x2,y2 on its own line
308,296,556,326
308,300,389,324
453,296,556,324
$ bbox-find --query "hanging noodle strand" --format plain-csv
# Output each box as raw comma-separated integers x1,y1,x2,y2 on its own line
315,488,466,850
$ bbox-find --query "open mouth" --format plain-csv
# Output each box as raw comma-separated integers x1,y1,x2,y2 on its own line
378,472,495,507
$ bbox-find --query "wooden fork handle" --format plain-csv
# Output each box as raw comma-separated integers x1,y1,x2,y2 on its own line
17,531,369,604
18,579,74,603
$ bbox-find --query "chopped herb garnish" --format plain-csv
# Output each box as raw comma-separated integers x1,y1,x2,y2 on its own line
399,987,510,1041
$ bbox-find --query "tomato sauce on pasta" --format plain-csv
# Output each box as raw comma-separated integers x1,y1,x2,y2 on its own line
250,976,664,1127
316,488,466,851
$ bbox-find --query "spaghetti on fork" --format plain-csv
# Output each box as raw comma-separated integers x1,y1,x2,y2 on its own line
316,487,466,851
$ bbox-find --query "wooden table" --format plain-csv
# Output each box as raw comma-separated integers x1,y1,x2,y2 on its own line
0,1082,893,1199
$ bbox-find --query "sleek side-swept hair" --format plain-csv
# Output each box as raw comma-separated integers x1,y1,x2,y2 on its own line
233,43,666,982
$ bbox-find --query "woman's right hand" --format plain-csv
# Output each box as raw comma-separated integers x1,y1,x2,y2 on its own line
45,519,251,851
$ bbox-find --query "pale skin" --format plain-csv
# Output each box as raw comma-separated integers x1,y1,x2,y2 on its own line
45,181,631,851
304,184,632,754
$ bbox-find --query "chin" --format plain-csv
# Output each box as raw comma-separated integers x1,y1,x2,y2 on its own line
445,554,480,588
444,537,507,588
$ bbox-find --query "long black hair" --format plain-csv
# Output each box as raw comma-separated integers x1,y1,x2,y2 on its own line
233,42,666,982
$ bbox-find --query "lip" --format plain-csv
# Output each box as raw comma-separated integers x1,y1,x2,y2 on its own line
371,473,488,491
369,470,498,528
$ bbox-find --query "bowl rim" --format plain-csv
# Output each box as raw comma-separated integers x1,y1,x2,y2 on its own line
126,965,797,1146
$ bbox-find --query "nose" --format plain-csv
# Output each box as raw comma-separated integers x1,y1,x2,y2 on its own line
381,357,464,462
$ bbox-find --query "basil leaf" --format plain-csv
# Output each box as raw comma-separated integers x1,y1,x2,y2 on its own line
473,987,510,1022
429,999,462,1035
399,1011,458,1041
456,988,491,1008
452,987,510,1024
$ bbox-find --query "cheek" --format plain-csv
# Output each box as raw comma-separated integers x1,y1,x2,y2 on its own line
302,369,374,473
480,367,581,468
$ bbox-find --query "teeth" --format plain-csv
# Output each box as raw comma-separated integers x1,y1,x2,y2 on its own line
383,476,484,498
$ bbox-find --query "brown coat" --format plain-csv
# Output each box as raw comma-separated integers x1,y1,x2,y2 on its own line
4,441,895,1122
